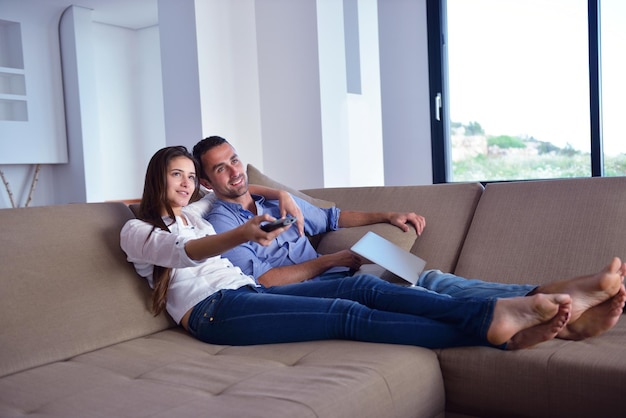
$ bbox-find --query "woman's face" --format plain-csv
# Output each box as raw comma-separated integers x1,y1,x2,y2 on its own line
165,156,196,216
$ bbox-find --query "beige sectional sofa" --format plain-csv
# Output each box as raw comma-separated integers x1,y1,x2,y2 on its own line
2,173,626,418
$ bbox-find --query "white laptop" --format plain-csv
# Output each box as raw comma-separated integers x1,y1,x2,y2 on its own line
350,231,426,285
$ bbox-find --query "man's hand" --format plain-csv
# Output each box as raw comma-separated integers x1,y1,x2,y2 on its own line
338,210,426,236
277,190,304,236
389,212,426,236
319,249,364,271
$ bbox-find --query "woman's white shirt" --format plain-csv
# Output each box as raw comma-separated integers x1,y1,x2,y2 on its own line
120,211,256,324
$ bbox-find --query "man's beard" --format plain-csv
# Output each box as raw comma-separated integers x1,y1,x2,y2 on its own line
223,176,248,199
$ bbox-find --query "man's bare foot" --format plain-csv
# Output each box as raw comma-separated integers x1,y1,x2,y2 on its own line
558,284,626,340
535,257,625,323
487,293,572,347
506,301,571,350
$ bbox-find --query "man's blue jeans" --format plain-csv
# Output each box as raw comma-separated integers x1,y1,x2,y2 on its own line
415,269,536,299
320,267,536,298
187,274,501,349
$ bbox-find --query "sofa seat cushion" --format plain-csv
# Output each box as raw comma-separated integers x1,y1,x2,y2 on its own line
437,320,626,418
0,329,445,418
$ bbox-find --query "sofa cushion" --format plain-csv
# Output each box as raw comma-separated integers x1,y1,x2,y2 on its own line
303,183,484,274
0,202,172,378
247,163,335,208
0,329,445,418
454,177,626,285
437,319,626,418
443,177,626,417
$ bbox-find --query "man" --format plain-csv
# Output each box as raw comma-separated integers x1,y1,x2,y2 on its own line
192,136,626,342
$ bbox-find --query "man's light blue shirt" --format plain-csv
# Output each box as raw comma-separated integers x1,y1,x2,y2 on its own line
206,194,343,281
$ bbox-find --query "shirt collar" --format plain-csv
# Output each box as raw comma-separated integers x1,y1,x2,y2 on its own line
215,194,266,216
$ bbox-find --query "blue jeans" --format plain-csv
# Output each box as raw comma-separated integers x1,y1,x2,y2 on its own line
187,274,501,349
416,269,536,298
318,268,536,298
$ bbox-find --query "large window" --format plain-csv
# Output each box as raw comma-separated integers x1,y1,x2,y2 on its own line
427,0,626,183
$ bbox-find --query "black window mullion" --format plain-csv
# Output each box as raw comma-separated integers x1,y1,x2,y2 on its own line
588,0,603,176
426,0,447,184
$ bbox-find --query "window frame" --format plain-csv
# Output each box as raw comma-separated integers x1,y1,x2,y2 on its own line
426,0,604,183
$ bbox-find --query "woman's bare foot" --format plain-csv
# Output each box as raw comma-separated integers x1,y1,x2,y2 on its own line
535,257,625,323
506,302,571,350
487,293,571,347
558,284,626,340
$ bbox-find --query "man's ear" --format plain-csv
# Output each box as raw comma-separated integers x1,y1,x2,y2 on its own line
199,178,212,189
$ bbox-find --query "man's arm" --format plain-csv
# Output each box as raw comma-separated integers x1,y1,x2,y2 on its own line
338,210,426,236
256,249,363,287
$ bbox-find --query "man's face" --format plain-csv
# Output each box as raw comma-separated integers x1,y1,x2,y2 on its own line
201,143,249,200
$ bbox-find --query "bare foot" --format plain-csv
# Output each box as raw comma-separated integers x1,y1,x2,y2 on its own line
487,293,572,347
506,301,571,350
558,284,626,340
535,257,625,323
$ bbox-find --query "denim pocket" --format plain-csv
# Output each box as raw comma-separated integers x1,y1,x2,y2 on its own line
187,291,224,339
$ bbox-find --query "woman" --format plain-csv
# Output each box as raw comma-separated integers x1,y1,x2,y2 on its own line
120,146,572,350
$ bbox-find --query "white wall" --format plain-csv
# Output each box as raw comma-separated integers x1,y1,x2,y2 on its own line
254,0,325,189
1,0,164,207
135,26,167,178
55,6,165,204
0,0,433,208
93,22,164,201
189,0,433,190
214,0,264,163
189,0,265,166
379,0,433,186
317,0,353,187
55,5,99,204
345,0,384,187
157,0,202,151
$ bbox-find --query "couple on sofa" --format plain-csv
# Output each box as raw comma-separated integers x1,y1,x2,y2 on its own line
120,137,626,352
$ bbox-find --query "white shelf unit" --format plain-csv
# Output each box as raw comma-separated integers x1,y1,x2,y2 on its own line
0,20,27,122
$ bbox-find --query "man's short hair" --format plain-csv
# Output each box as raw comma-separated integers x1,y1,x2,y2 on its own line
192,136,229,179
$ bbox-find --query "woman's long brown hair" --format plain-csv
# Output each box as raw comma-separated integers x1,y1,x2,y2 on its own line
137,146,201,316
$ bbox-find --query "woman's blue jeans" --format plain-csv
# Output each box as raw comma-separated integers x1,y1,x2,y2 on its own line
187,274,502,349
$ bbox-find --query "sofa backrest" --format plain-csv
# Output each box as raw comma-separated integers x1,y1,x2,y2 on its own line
0,202,172,378
303,183,484,274
454,177,626,285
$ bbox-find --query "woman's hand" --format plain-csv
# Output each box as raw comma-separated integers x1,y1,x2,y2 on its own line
185,213,289,261
277,190,304,236
243,214,293,246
